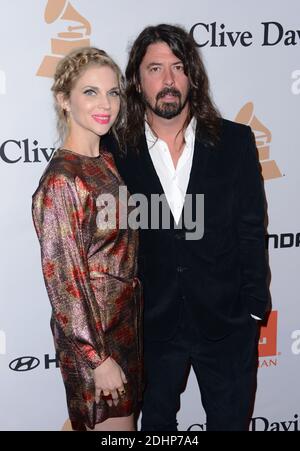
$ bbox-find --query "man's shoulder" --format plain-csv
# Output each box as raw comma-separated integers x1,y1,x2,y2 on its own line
220,118,251,141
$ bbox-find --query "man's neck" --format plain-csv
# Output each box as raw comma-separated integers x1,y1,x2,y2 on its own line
146,105,192,169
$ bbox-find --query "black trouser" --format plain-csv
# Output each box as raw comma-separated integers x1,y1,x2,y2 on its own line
141,312,259,431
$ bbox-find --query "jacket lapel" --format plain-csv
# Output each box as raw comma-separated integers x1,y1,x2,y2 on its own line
136,134,176,227
185,125,211,197
136,134,165,196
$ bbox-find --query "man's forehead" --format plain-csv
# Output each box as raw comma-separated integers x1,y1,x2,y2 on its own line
142,42,182,63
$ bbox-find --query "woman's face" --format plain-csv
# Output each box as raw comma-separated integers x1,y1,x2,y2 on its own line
62,65,121,139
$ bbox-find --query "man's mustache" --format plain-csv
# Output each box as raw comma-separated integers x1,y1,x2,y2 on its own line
156,87,181,101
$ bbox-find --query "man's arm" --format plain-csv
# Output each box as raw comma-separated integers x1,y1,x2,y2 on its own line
237,126,269,320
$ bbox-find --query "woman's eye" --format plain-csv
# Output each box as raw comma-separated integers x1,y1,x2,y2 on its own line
109,90,120,97
84,89,96,96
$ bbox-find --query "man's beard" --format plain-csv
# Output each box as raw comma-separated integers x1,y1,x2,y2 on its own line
143,87,188,119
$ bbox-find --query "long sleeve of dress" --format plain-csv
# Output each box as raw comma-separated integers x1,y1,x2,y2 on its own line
32,173,109,369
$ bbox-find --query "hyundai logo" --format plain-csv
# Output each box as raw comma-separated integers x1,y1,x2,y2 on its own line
9,356,40,372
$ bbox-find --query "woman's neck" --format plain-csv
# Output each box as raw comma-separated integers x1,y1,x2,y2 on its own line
62,133,101,158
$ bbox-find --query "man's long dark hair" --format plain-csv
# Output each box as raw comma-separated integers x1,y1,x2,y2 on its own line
125,24,221,147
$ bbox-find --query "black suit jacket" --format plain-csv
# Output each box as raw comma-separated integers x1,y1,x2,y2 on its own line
108,119,269,341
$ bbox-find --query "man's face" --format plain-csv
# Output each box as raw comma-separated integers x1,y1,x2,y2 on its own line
139,42,190,120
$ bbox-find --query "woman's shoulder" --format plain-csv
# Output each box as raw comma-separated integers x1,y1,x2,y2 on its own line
33,149,80,198
48,148,82,177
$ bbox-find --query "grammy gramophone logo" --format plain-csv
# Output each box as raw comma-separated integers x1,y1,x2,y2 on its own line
37,0,91,78
235,102,282,181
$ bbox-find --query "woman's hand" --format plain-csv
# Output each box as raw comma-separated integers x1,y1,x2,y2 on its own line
93,357,127,406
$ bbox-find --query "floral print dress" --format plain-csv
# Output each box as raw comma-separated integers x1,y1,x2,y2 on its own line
32,148,142,430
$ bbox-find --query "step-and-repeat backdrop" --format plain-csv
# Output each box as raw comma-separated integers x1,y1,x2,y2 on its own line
0,0,299,431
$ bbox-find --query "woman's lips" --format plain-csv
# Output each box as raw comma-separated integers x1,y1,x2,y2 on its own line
92,114,110,125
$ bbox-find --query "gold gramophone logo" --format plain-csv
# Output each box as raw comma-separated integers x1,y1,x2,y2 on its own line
235,102,282,180
37,0,91,78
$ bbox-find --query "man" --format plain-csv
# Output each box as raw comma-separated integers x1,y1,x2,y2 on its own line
112,24,269,431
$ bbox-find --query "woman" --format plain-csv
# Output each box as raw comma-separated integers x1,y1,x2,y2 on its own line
32,47,142,431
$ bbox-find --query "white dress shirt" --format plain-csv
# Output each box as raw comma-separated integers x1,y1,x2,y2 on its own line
145,117,196,224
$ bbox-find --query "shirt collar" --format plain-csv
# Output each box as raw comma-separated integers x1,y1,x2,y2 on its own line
145,117,197,150
184,117,197,149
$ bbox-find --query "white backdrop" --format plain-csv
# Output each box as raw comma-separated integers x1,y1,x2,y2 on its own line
0,0,299,431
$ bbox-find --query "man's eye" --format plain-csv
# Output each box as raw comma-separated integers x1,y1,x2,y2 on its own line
150,67,160,72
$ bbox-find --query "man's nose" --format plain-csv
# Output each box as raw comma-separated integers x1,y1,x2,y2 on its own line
163,67,175,86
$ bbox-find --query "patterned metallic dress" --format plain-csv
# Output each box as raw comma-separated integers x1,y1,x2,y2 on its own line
32,148,142,430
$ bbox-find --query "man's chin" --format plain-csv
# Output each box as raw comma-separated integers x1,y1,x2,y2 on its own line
158,107,181,118
159,100,179,108
145,99,182,119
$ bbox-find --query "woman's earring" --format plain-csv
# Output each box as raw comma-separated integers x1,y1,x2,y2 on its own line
63,108,71,131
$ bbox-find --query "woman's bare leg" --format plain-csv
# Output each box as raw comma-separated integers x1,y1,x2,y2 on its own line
86,414,135,431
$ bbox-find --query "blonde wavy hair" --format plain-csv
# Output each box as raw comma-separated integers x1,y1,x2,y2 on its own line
51,46,126,147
